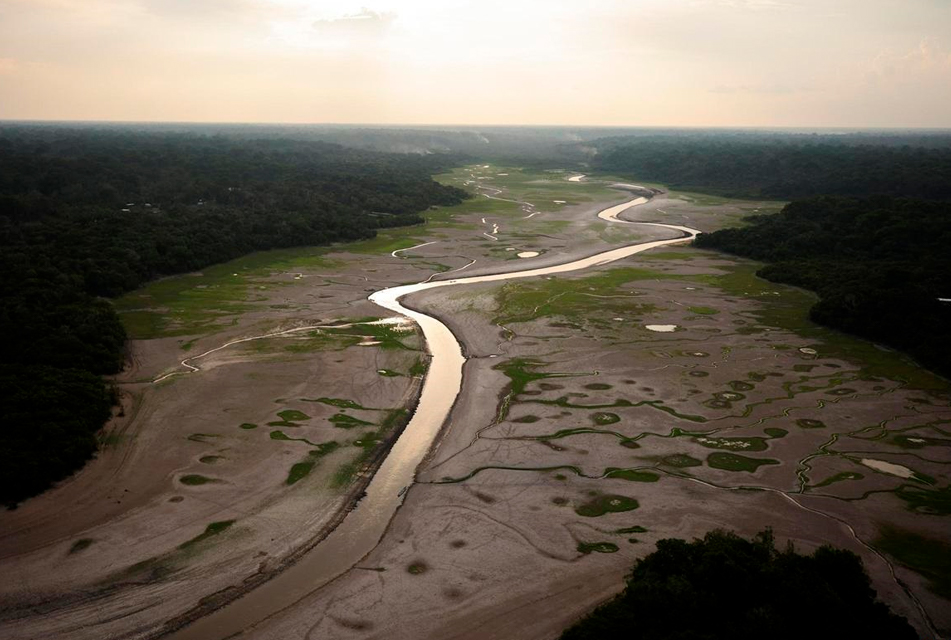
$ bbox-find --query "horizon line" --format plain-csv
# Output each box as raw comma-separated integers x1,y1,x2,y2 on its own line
2,118,951,132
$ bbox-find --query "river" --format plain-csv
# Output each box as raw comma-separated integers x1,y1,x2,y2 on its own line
165,195,700,640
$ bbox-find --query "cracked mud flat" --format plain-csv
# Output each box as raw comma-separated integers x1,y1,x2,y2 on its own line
1,167,948,640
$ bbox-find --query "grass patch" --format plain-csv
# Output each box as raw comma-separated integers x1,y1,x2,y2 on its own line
875,525,951,599
330,413,375,429
693,258,948,390
270,430,321,446
179,474,217,486
307,397,369,410
324,320,415,350
512,415,541,423
578,541,620,554
615,526,648,534
239,422,258,430
69,538,94,554
409,358,429,376
693,436,768,452
493,268,663,326
178,520,236,549
706,452,780,473
688,306,719,315
660,454,703,468
330,409,409,488
812,471,864,489
592,412,621,426
575,494,640,517
282,441,342,485
605,468,661,482
187,433,219,442
894,484,951,515
286,461,315,485
278,409,310,422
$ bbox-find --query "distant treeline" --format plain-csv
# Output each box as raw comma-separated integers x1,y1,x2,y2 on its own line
592,137,951,200
694,196,951,377
0,125,468,507
560,529,916,640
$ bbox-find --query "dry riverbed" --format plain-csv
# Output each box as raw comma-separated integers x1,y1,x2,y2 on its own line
0,166,948,640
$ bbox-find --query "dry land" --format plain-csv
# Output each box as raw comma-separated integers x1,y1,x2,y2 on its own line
0,166,947,640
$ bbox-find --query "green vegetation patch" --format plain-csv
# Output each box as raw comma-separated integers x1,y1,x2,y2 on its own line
409,358,429,376
605,468,661,483
187,433,219,442
199,455,224,464
894,484,951,515
178,520,236,550
660,454,703,468
512,415,541,423
812,471,864,489
286,460,315,485
688,306,719,315
179,474,218,486
575,494,640,517
578,542,620,554
239,422,258,430
407,561,428,575
69,538,95,554
330,413,375,429
693,436,768,452
324,320,415,350
492,267,663,326
707,452,780,473
330,409,409,488
875,525,951,599
615,526,648,534
891,434,951,449
591,412,621,426
278,409,310,422
307,397,369,410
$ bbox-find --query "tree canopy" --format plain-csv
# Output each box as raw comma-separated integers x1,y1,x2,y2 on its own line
561,529,917,640
0,125,468,507
694,196,951,378
593,137,951,200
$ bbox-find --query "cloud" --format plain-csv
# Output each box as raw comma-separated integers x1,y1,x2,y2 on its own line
312,7,396,31
866,38,951,81
708,83,815,94
689,0,795,10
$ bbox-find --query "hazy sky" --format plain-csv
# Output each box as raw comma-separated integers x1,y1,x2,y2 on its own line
1,0,950,126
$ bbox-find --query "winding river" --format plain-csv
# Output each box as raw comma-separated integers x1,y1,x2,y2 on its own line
167,196,700,640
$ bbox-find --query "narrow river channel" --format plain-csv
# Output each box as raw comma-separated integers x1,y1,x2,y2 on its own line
166,197,701,640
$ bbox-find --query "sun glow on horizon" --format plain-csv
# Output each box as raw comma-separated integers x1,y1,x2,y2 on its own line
0,0,949,126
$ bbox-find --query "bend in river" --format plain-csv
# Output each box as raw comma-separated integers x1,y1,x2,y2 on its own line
165,196,701,640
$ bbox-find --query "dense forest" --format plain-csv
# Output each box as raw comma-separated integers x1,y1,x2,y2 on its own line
592,136,951,199
694,197,951,378
0,125,468,507
561,529,917,640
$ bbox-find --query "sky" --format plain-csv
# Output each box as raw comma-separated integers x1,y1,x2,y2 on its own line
1,0,950,127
